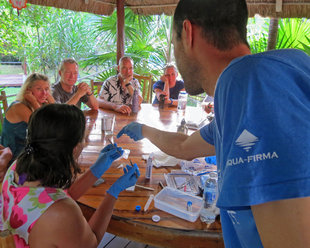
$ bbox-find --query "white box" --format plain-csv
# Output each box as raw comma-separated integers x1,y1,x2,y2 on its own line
154,187,203,222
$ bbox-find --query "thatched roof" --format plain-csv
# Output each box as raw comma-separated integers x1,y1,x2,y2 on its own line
26,0,310,18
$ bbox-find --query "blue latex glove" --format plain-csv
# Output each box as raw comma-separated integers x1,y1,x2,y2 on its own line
90,144,123,179
107,163,140,199
117,122,144,141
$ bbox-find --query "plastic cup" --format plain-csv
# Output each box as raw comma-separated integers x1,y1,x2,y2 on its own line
101,114,115,135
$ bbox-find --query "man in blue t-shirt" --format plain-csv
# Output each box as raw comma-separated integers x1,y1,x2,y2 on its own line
117,0,310,247
152,64,185,106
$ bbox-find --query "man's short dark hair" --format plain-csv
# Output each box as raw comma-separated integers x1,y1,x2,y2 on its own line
173,0,249,50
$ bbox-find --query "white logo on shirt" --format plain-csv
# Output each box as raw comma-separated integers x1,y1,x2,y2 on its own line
235,129,258,152
227,210,240,225
226,129,279,166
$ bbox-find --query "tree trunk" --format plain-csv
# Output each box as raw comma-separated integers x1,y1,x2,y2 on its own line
267,18,279,51
117,0,125,64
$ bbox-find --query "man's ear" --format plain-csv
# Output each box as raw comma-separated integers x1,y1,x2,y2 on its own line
182,20,193,50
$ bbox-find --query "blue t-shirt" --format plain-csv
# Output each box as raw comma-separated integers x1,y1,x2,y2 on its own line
200,49,310,248
152,80,184,104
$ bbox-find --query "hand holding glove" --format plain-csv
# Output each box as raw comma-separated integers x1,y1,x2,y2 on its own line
117,122,144,141
90,144,123,179
107,163,140,199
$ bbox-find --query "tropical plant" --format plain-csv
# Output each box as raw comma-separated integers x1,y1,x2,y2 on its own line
299,36,310,55
277,18,310,50
247,16,269,53
81,9,173,82
1,2,98,82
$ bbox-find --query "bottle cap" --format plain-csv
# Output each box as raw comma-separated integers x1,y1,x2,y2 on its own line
187,201,193,212
135,205,141,212
152,215,161,222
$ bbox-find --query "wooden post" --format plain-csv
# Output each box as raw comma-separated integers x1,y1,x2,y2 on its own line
267,18,279,51
117,0,125,64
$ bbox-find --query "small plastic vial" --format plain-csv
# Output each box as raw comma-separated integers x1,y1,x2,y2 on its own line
177,118,188,134
145,153,153,179
132,88,139,113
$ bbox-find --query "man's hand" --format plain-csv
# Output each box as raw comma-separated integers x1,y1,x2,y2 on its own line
114,104,132,115
117,122,144,141
160,75,168,83
123,75,134,86
76,82,90,97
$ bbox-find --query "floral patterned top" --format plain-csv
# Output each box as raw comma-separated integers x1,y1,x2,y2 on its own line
0,163,69,247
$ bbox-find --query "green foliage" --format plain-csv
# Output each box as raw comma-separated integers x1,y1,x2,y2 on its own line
247,17,269,53
247,16,310,54
81,9,172,83
299,36,310,55
1,2,98,81
277,18,310,50
1,2,310,86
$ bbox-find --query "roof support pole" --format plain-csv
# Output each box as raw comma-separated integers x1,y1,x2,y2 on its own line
116,0,125,64
267,18,279,50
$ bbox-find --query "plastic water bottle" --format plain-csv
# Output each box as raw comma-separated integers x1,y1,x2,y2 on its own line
200,172,218,223
177,91,188,113
132,88,139,113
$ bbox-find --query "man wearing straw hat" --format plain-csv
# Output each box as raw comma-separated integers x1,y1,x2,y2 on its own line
117,0,310,247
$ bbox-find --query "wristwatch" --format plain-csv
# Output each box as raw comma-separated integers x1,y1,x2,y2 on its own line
125,83,131,87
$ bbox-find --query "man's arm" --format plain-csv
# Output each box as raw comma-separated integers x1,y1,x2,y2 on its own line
86,94,99,110
142,125,215,160
98,97,132,115
252,197,310,248
66,83,89,106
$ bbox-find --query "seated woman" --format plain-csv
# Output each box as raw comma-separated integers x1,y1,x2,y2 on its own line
0,73,55,161
0,104,139,247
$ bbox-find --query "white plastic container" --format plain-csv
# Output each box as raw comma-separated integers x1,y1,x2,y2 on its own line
154,187,203,222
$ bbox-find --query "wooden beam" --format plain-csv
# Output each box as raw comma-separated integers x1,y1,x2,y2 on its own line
267,18,279,50
117,0,125,64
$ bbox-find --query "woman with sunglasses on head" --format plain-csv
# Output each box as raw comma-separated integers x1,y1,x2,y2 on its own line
0,73,55,161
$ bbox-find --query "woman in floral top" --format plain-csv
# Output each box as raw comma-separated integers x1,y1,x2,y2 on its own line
0,104,140,248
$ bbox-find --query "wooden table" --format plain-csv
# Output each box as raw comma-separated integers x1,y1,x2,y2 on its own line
77,104,224,248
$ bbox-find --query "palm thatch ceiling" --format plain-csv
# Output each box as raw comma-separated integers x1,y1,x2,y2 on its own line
27,0,310,18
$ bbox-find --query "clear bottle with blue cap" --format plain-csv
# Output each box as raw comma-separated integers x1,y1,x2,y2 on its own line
200,171,218,223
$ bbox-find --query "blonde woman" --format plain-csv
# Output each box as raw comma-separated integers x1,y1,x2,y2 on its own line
0,73,54,160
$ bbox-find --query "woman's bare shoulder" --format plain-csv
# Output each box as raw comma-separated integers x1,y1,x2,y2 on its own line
6,102,32,123
29,197,97,248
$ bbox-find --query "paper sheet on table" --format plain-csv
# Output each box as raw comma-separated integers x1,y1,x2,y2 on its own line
186,118,207,130
142,150,181,168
